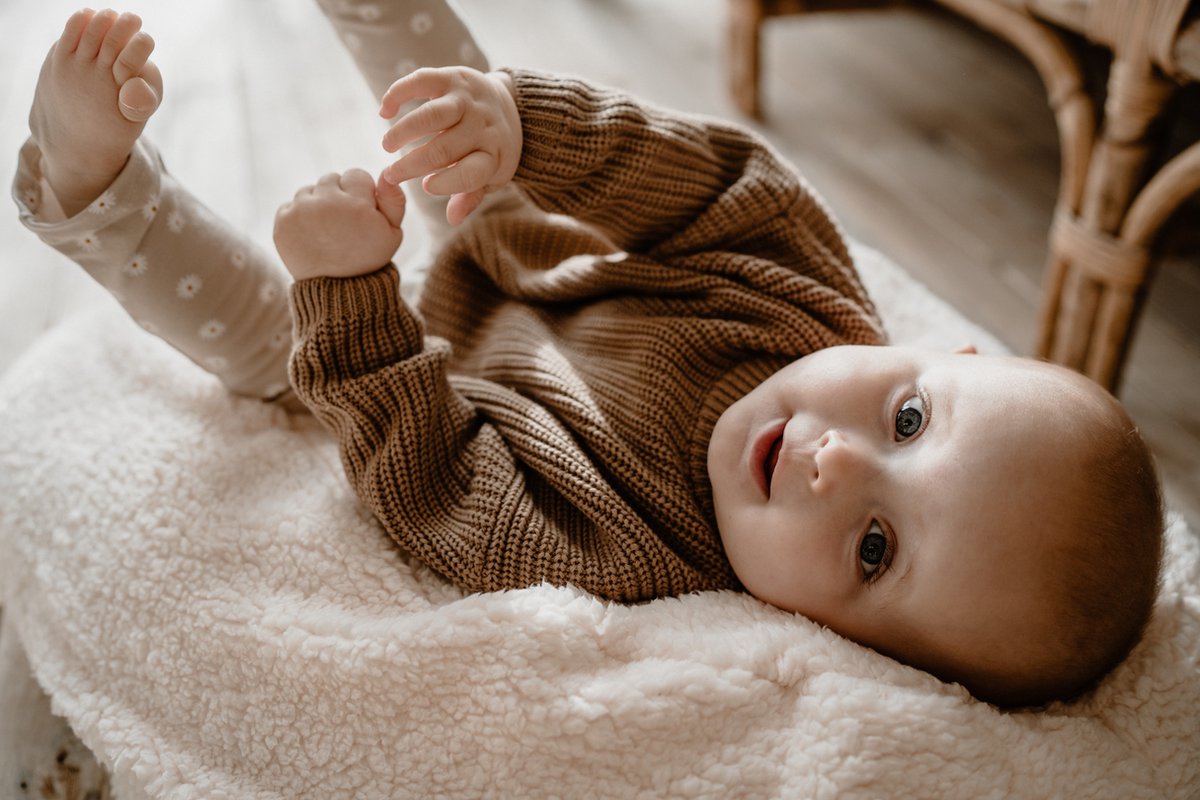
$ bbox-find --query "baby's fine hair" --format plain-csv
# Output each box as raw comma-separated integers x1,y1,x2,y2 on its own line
1037,380,1164,705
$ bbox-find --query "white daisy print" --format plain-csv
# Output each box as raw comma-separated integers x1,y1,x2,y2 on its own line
177,274,203,299
410,12,433,35
203,355,229,372
122,253,149,277
343,31,362,52
357,4,381,21
167,209,186,233
395,58,418,78
199,319,226,340
141,194,161,221
259,282,280,304
263,382,288,399
76,232,102,253
22,188,39,211
459,41,478,64
269,330,289,350
88,190,117,214
231,249,248,269
138,320,159,335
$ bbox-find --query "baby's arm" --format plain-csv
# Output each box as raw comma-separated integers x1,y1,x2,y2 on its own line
273,168,406,281
285,264,484,588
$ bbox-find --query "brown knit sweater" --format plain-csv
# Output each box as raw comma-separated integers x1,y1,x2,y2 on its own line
288,69,885,602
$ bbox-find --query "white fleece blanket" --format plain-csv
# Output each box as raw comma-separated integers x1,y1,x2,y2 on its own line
1,243,1198,800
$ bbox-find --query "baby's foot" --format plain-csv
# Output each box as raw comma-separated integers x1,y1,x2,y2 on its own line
29,9,163,217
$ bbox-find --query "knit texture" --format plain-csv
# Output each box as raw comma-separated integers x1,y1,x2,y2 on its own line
287,69,885,601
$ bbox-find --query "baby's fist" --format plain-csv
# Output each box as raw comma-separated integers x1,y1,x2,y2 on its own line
274,169,406,281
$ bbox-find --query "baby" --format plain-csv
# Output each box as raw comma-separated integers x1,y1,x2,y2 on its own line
15,5,1163,709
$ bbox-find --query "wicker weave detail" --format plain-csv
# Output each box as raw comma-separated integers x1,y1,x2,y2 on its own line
1051,207,1149,291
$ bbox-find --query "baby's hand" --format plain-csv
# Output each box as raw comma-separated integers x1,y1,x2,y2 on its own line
378,67,521,226
273,169,406,281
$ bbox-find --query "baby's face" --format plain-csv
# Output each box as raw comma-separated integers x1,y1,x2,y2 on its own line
708,345,1090,680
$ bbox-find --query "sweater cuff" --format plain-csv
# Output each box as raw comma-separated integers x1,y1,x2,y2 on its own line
288,264,402,326
502,68,601,192
288,264,425,385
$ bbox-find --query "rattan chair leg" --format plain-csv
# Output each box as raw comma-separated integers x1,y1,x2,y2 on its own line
729,0,767,117
1051,61,1177,387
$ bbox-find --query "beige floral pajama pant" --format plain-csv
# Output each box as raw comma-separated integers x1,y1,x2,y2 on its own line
12,0,489,402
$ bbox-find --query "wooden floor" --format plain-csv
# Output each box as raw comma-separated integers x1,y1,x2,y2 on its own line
0,0,1196,528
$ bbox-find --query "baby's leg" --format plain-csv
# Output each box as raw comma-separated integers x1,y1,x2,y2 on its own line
315,0,493,235
15,10,294,402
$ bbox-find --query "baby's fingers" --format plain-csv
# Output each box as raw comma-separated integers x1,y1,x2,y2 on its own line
338,168,376,199
375,175,407,229
445,190,487,227
382,96,465,153
421,150,497,198
379,67,455,120
382,129,480,186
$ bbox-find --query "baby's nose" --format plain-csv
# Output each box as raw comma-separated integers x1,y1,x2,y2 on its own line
811,429,874,492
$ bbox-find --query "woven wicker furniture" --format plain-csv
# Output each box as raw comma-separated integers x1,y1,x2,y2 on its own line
729,0,1200,390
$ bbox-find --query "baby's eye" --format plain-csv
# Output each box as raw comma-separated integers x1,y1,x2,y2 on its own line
894,394,925,440
860,522,889,580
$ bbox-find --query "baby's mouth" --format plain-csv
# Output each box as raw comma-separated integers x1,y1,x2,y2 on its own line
750,421,787,499
763,434,783,494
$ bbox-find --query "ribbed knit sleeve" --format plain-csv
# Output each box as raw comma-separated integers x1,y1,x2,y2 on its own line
288,265,490,589
508,69,725,246
500,69,881,349
505,69,863,287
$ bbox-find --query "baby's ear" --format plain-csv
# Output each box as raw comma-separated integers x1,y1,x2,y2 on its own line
952,343,978,355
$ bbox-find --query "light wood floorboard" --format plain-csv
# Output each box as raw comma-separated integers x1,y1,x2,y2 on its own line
1,0,1196,529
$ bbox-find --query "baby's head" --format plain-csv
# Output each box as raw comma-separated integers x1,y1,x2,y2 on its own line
707,345,1163,707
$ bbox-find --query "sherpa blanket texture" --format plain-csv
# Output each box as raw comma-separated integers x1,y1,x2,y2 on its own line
1,244,1198,799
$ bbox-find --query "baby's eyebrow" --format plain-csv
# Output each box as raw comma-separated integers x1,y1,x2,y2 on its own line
930,380,956,439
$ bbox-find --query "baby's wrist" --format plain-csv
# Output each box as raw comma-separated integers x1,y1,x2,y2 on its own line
491,70,517,103
286,260,392,282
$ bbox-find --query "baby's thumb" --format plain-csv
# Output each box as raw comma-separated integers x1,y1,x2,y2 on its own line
375,176,407,229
